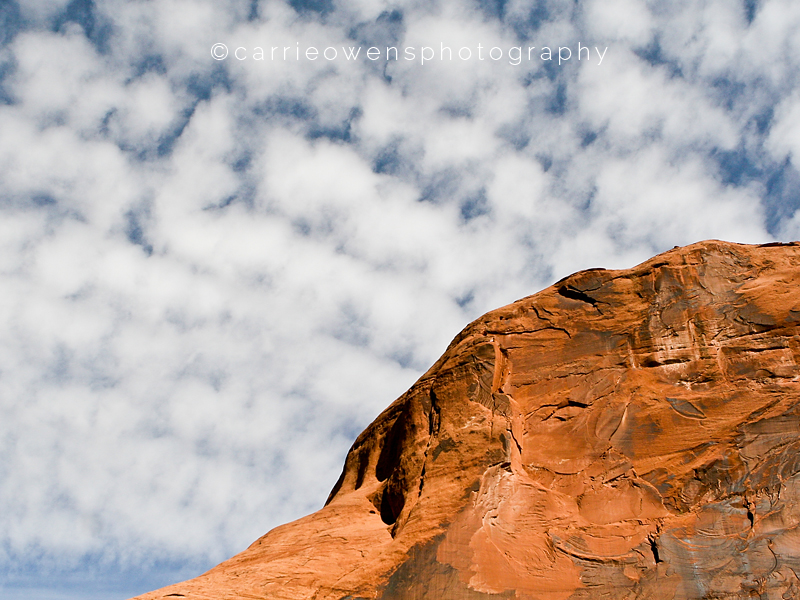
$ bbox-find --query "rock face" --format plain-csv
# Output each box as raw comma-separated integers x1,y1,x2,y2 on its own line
134,240,800,600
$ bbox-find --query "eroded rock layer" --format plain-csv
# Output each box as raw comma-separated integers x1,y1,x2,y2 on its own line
134,240,800,600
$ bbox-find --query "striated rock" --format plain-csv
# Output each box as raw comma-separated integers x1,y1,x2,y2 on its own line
133,240,800,600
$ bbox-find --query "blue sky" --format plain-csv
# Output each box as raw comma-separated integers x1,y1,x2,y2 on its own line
1,0,799,598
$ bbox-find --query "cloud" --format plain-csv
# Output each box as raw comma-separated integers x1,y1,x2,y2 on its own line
0,0,795,597
768,90,800,163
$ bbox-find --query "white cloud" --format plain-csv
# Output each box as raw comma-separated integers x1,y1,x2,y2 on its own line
767,91,800,165
590,147,767,248
110,74,181,147
584,0,652,46
577,47,738,150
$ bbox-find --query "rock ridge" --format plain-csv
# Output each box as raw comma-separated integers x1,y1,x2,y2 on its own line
134,240,800,600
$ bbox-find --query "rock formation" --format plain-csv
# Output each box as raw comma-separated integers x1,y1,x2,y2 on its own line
133,240,800,600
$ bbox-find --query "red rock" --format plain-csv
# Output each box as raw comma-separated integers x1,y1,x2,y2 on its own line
133,240,800,600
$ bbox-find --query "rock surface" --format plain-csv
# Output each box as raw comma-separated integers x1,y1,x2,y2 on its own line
133,240,800,600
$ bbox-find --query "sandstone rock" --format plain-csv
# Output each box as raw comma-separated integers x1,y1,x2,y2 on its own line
133,240,800,600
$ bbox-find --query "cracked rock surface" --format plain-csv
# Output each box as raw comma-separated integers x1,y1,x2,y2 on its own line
133,240,800,600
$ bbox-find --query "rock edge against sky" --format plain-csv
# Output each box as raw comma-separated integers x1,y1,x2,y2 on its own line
135,240,800,600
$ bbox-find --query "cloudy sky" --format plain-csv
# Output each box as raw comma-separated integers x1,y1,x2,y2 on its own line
1,0,799,598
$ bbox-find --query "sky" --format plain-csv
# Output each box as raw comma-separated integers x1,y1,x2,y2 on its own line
1,0,799,598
